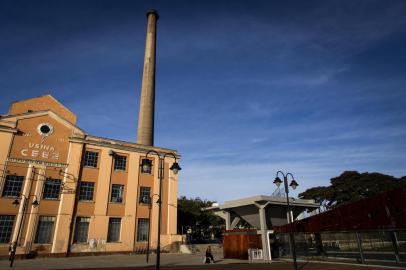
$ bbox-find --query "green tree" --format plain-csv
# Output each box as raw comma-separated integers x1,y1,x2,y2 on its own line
299,171,405,208
177,196,224,243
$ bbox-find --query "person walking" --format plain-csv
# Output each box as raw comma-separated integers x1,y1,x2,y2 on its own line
205,245,215,263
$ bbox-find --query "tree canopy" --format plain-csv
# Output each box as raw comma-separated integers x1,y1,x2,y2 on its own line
299,171,406,208
177,196,224,243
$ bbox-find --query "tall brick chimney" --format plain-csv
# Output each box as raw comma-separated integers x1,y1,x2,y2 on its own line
137,9,159,146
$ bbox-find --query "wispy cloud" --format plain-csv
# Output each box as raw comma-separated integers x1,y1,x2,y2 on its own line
1,1,406,203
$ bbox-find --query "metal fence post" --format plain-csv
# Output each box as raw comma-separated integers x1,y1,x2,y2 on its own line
314,232,325,257
355,232,365,264
390,231,400,264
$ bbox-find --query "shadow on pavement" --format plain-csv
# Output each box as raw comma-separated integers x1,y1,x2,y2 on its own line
298,261,309,270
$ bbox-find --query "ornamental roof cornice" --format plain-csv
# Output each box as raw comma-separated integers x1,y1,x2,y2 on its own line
0,110,86,136
70,135,180,158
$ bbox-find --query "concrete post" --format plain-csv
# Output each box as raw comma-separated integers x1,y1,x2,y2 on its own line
137,9,159,146
224,211,231,230
314,232,325,256
258,206,271,260
230,216,241,229
356,232,365,264
390,231,400,264
51,142,83,253
11,164,34,248
23,167,45,252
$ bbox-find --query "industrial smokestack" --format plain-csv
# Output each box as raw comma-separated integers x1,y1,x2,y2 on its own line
137,9,159,146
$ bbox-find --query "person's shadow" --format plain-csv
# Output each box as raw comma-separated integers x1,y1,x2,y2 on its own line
298,261,309,270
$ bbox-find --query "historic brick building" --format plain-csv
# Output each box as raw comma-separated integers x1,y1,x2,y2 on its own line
0,95,180,257
0,9,181,257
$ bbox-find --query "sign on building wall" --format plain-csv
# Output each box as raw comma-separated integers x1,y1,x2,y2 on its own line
9,116,72,165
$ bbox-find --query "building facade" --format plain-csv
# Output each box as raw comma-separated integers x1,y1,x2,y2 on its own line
0,95,180,257
209,195,318,260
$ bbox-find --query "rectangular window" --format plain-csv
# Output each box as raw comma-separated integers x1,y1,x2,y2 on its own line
107,218,121,242
114,155,127,171
0,215,15,243
83,151,98,168
139,186,151,204
34,216,55,244
2,175,24,197
110,184,124,203
137,218,149,242
78,182,95,201
140,159,152,174
42,178,61,200
73,217,90,243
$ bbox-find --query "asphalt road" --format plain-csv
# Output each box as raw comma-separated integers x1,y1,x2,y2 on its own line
59,262,405,270
0,253,403,270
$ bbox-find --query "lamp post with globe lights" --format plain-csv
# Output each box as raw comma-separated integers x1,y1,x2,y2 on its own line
273,171,299,270
140,151,181,270
9,194,40,267
141,193,160,263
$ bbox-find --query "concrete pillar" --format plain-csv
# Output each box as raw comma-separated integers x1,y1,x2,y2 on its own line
123,153,140,251
356,232,365,264
23,167,45,252
390,231,400,264
314,232,325,256
230,216,241,229
258,206,271,260
224,211,231,230
52,142,83,253
137,9,159,146
213,210,230,230
11,164,34,248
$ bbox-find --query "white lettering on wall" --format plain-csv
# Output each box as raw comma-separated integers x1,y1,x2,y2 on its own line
19,142,60,160
21,149,28,156
51,152,59,160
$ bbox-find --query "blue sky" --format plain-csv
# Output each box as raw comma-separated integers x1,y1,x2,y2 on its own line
1,1,406,202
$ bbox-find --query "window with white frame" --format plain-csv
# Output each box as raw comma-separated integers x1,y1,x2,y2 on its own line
107,218,121,242
78,182,95,201
114,155,126,171
2,175,24,197
43,178,61,200
73,217,90,243
139,186,151,204
137,218,149,242
110,184,124,203
0,215,15,243
83,151,98,168
140,159,152,174
34,216,55,244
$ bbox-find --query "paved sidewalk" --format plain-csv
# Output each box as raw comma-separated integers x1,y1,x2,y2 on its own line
0,253,403,270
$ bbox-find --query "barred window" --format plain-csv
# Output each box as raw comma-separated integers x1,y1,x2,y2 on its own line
110,184,124,203
73,217,90,243
43,178,61,200
2,175,24,197
114,155,127,171
34,216,55,244
139,186,151,204
83,151,98,168
140,159,152,174
137,218,149,242
0,215,15,243
78,182,95,201
107,218,121,242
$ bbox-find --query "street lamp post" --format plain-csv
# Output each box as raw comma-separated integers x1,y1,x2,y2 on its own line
140,151,181,270
141,193,160,263
273,171,299,270
9,194,40,268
